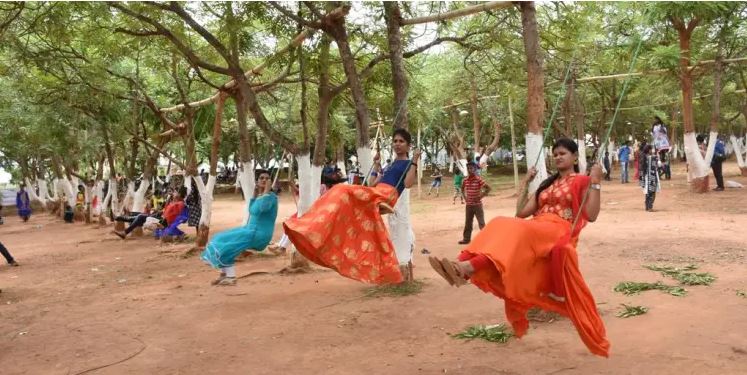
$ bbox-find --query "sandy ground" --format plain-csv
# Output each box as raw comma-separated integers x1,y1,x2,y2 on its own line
1,161,746,375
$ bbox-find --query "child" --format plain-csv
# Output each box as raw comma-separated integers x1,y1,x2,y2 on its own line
427,168,443,197
64,203,75,223
639,145,660,212
452,169,464,204
459,162,491,244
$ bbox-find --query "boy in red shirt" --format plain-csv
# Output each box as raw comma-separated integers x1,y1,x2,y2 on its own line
459,161,491,244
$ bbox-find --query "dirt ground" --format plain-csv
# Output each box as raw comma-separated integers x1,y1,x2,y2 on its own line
1,161,746,375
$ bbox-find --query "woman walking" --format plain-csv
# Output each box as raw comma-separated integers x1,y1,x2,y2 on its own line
639,145,661,211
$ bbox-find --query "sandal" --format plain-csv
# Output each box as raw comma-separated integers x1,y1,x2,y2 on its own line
216,277,236,286
378,203,394,215
211,273,227,285
428,256,454,286
440,257,467,287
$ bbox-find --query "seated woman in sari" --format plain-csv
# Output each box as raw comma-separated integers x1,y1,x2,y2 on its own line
201,170,279,286
428,138,610,357
283,128,420,284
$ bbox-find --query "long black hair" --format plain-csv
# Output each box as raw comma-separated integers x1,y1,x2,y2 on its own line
535,138,579,204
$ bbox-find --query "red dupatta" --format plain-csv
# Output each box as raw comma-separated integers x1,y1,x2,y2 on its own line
550,174,591,298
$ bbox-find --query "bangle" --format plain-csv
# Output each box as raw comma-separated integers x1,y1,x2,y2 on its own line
590,183,601,191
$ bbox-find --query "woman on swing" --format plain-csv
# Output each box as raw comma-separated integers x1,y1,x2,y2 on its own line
428,138,610,357
201,170,279,286
284,128,420,284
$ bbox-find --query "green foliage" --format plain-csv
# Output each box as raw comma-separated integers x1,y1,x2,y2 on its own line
364,280,425,298
452,324,513,344
614,281,687,297
616,304,649,318
644,264,717,286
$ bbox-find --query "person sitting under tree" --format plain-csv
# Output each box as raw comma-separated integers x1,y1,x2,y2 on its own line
459,161,491,245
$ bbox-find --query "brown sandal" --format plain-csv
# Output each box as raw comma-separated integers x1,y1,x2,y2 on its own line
428,256,454,286
440,257,467,287
378,203,394,215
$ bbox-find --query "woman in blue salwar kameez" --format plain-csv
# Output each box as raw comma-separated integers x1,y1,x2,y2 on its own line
201,170,278,286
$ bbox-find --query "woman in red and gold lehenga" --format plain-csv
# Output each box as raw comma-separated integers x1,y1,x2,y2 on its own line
284,129,420,284
429,138,610,357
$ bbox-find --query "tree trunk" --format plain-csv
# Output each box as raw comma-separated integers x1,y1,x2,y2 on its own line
520,2,548,193
326,15,371,151
469,77,481,155
675,21,709,192
384,1,409,130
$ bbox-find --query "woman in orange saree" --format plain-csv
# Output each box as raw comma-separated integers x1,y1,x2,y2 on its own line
283,129,420,284
429,138,610,357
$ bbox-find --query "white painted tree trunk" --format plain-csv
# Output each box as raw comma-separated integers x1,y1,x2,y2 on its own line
387,189,415,266
576,138,587,173
24,178,44,205
101,178,120,216
38,179,51,203
684,132,710,180
237,161,256,224
730,136,747,167
478,154,490,170
131,179,150,213
703,131,718,166
59,178,76,207
192,174,215,228
358,146,374,185
50,178,60,200
121,181,135,212
92,180,105,215
448,156,454,173
295,153,315,217
455,158,468,176
526,132,548,194
336,160,347,177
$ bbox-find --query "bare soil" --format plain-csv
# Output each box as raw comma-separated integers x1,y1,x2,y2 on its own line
1,161,746,374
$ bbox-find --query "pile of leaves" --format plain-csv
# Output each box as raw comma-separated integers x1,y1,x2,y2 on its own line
364,280,424,298
614,281,687,296
737,290,746,298
616,304,649,318
452,324,513,344
643,264,716,286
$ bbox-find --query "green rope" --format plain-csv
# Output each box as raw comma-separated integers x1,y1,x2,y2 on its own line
362,90,410,186
532,51,579,170
571,37,644,232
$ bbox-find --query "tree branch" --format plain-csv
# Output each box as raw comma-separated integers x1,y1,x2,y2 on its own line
109,3,231,76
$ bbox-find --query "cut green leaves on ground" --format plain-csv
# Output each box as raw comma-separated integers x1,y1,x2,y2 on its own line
452,324,513,343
